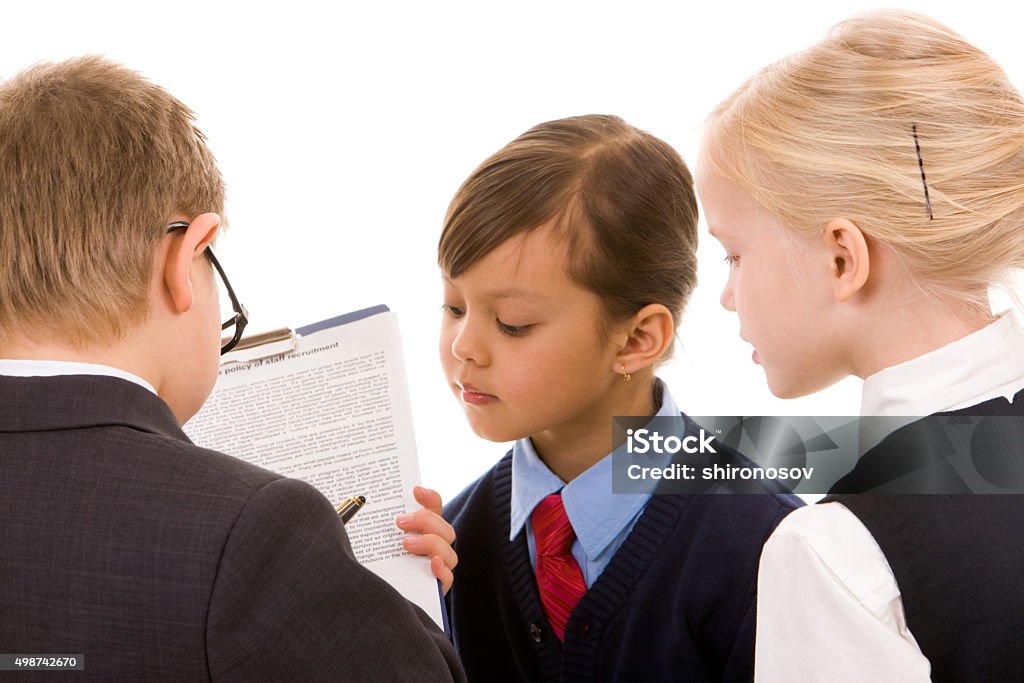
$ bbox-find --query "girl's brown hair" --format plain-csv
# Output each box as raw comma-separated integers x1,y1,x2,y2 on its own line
439,114,698,358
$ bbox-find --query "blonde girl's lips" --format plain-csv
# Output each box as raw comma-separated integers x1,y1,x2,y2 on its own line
753,349,760,365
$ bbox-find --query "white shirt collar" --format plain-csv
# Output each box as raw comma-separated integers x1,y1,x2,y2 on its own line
0,359,157,395
861,312,1024,418
855,311,1024,453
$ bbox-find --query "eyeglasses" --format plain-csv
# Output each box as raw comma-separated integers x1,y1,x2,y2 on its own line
166,221,249,354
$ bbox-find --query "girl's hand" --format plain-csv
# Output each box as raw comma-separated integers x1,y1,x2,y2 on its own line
395,485,457,594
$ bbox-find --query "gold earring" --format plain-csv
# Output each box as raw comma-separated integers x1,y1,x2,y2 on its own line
621,364,631,382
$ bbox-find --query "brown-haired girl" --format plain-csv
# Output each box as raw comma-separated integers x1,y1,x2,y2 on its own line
698,10,1024,681
439,114,800,682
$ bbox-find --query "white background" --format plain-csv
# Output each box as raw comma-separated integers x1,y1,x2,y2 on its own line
7,1,1022,501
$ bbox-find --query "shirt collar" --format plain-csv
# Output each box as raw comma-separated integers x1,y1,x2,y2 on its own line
0,358,157,395
509,379,680,561
861,312,1024,418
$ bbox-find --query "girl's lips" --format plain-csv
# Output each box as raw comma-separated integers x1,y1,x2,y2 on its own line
459,382,497,405
753,349,760,365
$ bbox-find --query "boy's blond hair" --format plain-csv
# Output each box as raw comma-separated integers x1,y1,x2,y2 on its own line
0,56,225,347
702,10,1024,309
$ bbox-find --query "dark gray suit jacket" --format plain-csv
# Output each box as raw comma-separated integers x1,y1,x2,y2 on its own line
0,374,466,681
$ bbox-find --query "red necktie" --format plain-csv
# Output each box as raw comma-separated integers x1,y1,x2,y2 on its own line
531,492,587,641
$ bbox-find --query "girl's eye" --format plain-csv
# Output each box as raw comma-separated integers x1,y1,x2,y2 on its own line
443,304,465,317
723,254,739,267
497,319,532,337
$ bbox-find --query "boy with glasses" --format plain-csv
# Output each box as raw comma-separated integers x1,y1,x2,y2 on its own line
0,56,464,681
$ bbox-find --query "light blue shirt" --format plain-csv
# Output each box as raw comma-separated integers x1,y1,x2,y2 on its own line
509,379,680,587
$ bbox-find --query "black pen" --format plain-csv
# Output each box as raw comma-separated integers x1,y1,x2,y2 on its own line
335,495,366,525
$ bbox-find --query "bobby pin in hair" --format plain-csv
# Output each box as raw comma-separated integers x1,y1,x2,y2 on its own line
912,124,933,220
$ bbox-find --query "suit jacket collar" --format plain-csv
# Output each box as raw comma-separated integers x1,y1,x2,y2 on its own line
0,374,186,441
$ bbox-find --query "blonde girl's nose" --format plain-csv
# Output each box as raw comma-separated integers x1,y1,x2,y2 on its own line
720,276,737,312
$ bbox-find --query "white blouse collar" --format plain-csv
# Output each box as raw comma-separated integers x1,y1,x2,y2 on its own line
861,311,1024,418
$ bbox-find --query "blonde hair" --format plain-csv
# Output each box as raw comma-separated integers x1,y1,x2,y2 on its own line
0,56,225,347
702,10,1024,309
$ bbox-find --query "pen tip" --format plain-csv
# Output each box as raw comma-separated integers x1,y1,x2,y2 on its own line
357,495,366,504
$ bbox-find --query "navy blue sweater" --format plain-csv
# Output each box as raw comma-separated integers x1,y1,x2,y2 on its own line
444,452,800,682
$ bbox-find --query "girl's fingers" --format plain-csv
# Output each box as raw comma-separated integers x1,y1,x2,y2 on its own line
395,508,456,545
413,485,444,516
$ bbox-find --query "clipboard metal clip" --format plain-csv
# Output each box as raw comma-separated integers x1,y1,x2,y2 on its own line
220,327,299,365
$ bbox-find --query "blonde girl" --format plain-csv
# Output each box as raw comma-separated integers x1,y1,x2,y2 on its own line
698,10,1024,682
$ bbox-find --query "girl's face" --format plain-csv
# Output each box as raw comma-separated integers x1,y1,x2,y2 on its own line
697,169,846,398
439,225,624,445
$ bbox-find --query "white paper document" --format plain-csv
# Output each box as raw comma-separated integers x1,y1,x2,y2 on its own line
184,306,445,629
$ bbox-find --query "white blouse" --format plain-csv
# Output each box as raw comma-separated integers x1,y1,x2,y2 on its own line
755,312,1024,682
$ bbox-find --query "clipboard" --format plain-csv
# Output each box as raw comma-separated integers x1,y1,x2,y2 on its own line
220,305,393,365
189,304,449,633
221,327,298,364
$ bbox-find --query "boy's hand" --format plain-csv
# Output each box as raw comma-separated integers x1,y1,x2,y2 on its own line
395,485,457,594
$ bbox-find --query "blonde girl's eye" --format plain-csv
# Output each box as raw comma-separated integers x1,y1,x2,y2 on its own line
497,318,532,337
723,254,739,267
442,304,465,318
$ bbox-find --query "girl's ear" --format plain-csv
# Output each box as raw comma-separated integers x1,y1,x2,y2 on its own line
614,303,674,375
823,218,870,302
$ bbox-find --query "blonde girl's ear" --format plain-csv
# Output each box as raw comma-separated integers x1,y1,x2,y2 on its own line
614,303,675,375
823,218,871,302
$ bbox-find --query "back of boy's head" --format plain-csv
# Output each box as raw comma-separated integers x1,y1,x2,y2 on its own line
439,114,698,359
0,56,225,348
702,9,1024,308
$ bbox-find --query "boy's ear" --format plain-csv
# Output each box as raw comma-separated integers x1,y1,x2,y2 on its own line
164,213,220,314
823,217,870,302
614,303,675,374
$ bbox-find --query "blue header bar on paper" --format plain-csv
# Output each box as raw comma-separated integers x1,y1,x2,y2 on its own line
296,305,390,336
